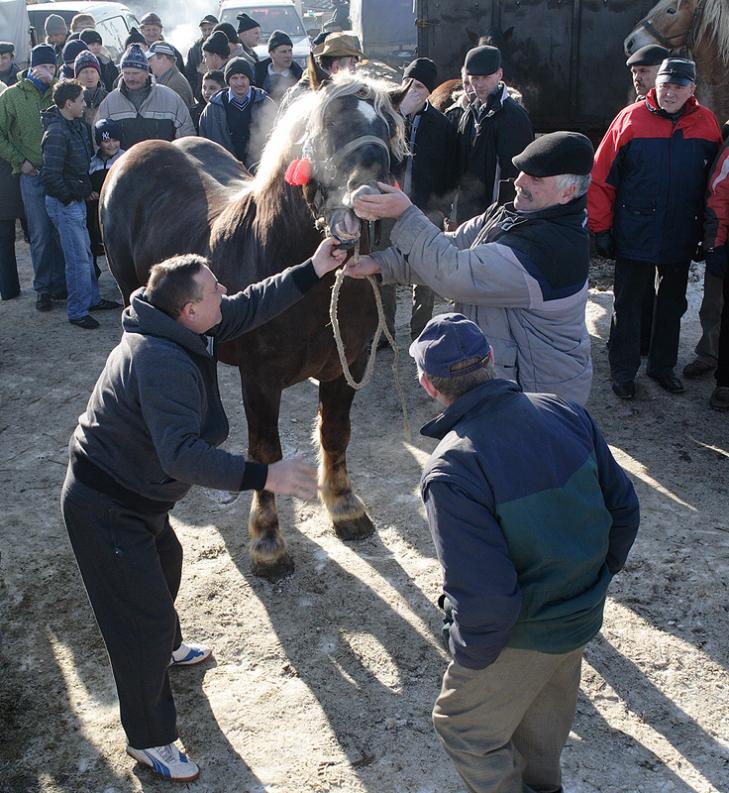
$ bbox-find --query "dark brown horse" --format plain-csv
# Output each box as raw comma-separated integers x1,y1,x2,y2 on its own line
100,73,408,579
624,0,729,119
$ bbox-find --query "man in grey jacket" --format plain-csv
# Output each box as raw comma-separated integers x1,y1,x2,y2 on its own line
60,238,345,782
347,132,595,405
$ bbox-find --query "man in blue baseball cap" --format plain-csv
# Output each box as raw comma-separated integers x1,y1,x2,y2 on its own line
411,312,639,793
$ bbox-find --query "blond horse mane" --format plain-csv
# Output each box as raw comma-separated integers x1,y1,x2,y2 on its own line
252,73,407,198
692,0,729,64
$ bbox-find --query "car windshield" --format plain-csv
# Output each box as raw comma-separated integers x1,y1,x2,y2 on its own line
220,6,306,39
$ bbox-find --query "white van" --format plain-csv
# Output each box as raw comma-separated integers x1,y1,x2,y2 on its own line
218,0,310,68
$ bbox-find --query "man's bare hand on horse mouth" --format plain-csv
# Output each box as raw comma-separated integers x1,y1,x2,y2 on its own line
264,455,319,499
343,255,381,279
353,182,412,221
312,236,349,277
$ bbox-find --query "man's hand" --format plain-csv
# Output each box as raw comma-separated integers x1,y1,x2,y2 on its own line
353,181,412,221
264,455,318,499
20,160,38,177
594,230,615,259
343,254,381,279
311,236,347,277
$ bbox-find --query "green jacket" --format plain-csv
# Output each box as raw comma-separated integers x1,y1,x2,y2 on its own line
0,78,57,174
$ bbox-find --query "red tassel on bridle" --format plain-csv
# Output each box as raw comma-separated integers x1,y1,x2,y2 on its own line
284,158,312,186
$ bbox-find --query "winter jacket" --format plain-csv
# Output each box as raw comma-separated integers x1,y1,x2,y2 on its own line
254,59,303,102
82,83,107,128
0,77,57,173
185,38,205,100
0,62,21,87
199,87,276,170
420,379,640,670
454,83,533,223
374,197,593,404
40,105,93,203
97,52,119,94
588,90,721,264
155,65,194,109
94,80,195,151
70,259,321,506
704,137,729,252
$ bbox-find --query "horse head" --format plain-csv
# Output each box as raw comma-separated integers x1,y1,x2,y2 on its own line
624,0,699,56
256,74,408,246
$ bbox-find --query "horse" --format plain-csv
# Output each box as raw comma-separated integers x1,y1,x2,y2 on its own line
100,72,408,580
624,0,729,120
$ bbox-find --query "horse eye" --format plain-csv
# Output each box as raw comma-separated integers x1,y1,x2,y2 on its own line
667,6,676,13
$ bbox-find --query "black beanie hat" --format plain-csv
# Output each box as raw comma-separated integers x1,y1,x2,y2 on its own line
213,22,238,44
202,30,230,59
464,45,501,76
237,13,260,33
512,131,594,177
268,30,292,51
80,28,103,46
403,58,438,93
124,27,146,50
224,57,254,84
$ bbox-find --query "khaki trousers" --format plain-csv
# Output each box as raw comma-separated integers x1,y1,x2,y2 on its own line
433,646,583,793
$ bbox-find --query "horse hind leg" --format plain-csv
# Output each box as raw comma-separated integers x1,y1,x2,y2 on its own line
316,374,374,540
242,373,294,580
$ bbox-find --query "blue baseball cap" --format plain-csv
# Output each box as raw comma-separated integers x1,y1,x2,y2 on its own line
409,313,491,377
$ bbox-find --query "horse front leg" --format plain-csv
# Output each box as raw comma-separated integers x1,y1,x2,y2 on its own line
317,371,375,541
241,372,294,580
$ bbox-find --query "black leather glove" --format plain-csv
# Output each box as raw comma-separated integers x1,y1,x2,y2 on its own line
595,230,615,259
693,241,705,262
705,246,728,279
437,593,454,655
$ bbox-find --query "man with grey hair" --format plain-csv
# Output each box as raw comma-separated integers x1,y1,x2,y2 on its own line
410,312,639,793
346,132,595,404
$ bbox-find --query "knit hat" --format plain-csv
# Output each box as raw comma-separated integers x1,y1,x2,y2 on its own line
464,45,501,76
147,41,176,59
202,31,230,59
626,44,670,68
120,43,149,72
31,44,56,68
237,13,260,33
213,22,238,44
139,12,162,27
80,29,103,46
62,39,88,65
74,50,100,78
268,30,292,51
224,57,254,84
123,28,146,50
319,32,363,60
403,57,437,92
200,14,218,26
70,13,95,33
0,41,15,56
409,313,492,378
94,117,122,145
45,14,68,37
512,131,594,177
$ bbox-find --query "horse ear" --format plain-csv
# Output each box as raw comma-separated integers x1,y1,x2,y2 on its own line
389,79,412,111
307,52,329,91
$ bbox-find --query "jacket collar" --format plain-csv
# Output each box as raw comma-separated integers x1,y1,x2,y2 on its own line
420,379,521,439
644,87,699,120
500,193,588,224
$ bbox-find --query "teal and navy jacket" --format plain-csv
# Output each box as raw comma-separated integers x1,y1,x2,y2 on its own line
420,379,640,670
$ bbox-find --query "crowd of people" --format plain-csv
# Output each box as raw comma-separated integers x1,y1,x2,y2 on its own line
0,9,725,791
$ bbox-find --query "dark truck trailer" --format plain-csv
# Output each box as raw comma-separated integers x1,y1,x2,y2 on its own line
416,0,657,133
350,0,417,62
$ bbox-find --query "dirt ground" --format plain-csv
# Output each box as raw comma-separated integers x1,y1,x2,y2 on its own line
1,236,728,793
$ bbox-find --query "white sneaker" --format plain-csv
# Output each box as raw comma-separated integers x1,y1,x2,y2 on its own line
126,742,200,781
169,642,212,667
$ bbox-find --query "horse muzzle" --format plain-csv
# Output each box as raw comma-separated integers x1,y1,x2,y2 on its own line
328,183,382,246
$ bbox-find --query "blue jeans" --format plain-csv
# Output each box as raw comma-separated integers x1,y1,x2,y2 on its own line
19,173,65,295
45,196,100,320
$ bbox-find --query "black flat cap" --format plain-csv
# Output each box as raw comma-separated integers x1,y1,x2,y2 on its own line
656,57,696,85
513,131,594,176
200,14,218,26
0,41,15,55
626,44,670,67
464,45,501,76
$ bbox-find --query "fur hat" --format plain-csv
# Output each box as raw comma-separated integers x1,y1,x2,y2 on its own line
403,58,437,92
70,13,95,33
74,50,100,78
464,45,501,76
512,131,594,177
30,44,56,68
224,57,254,84
202,31,230,59
237,13,260,33
268,30,292,51
45,14,68,37
120,43,149,72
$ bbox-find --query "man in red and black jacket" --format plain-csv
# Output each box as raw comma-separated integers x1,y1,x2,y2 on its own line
588,58,721,399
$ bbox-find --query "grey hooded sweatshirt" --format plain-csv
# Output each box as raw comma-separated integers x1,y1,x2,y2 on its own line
69,260,319,508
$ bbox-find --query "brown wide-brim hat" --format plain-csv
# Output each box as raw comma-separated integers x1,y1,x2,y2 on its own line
319,32,363,59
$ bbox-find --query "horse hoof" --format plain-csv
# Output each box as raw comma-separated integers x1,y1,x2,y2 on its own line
251,552,295,581
334,512,375,541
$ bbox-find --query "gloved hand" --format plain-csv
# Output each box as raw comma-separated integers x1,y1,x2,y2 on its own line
594,230,615,259
437,593,454,655
705,246,728,279
693,241,705,262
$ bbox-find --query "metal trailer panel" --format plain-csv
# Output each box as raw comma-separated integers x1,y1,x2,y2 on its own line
0,0,31,67
416,0,656,132
350,0,417,61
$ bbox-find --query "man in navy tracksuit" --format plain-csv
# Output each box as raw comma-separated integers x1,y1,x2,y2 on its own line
411,313,640,793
